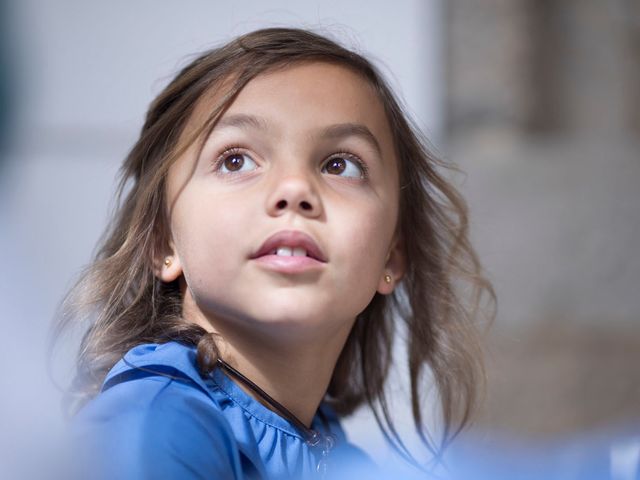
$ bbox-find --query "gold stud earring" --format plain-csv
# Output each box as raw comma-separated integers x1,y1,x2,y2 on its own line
164,257,172,267
384,274,392,284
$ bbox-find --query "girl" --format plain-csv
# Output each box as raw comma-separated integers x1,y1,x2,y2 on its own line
55,27,493,479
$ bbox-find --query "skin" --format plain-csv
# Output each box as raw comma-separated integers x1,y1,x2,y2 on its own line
158,61,405,426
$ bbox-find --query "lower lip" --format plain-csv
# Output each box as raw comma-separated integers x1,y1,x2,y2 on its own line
251,255,325,273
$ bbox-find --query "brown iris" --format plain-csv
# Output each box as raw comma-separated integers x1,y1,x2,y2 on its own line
325,157,346,175
223,154,245,171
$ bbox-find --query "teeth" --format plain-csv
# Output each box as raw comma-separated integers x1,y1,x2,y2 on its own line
274,246,308,257
276,246,292,256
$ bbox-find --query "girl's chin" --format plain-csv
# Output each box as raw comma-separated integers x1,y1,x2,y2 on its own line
248,303,356,330
234,320,337,347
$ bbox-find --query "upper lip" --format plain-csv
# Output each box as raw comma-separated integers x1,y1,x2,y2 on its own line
250,230,327,262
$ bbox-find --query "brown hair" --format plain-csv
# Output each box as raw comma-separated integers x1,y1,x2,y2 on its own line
53,27,494,467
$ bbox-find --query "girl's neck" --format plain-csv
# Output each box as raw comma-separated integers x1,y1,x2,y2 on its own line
187,308,352,427
220,339,337,426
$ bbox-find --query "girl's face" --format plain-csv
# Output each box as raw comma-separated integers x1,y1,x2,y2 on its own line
162,61,404,344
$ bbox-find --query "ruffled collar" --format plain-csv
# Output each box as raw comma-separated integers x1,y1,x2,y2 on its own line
102,341,343,443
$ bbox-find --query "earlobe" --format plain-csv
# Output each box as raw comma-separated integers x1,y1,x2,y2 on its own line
153,243,183,282
159,255,183,283
376,236,406,295
377,271,395,295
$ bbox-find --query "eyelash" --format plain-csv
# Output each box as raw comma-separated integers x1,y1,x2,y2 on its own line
212,145,251,173
212,144,369,179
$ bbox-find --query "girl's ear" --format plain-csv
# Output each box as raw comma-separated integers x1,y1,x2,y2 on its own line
154,242,183,283
377,234,406,295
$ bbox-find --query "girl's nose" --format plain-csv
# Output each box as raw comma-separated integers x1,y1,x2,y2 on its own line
266,174,323,218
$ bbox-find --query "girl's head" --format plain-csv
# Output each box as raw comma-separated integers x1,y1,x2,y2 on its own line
160,60,403,346
56,28,493,463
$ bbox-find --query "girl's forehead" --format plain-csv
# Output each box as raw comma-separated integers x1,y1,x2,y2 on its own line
231,62,379,116
188,61,396,161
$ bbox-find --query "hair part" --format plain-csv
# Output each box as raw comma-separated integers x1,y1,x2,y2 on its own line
52,27,495,469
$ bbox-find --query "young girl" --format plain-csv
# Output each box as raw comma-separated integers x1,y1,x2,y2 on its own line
55,27,493,479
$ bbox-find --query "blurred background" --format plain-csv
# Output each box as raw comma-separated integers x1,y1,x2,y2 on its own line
0,0,638,478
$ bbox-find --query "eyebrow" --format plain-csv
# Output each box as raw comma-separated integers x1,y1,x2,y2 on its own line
318,123,382,158
215,113,269,132
214,113,383,157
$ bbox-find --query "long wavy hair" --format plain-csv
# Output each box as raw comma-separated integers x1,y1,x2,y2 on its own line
53,27,494,467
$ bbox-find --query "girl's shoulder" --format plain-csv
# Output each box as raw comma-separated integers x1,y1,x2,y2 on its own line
74,342,233,434
71,342,245,479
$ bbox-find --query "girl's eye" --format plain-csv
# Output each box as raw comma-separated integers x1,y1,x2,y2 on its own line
215,149,258,174
321,154,365,178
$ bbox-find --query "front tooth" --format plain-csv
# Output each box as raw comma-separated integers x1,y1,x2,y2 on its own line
292,247,307,257
276,246,292,256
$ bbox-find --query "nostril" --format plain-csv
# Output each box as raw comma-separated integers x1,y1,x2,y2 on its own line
300,201,312,210
276,200,287,209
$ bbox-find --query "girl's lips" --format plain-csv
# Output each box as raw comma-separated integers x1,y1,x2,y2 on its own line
251,254,325,274
250,230,327,262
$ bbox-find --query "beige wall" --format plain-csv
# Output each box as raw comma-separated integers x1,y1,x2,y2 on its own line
446,0,640,436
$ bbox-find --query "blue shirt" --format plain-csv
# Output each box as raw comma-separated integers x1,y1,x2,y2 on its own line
70,341,375,479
